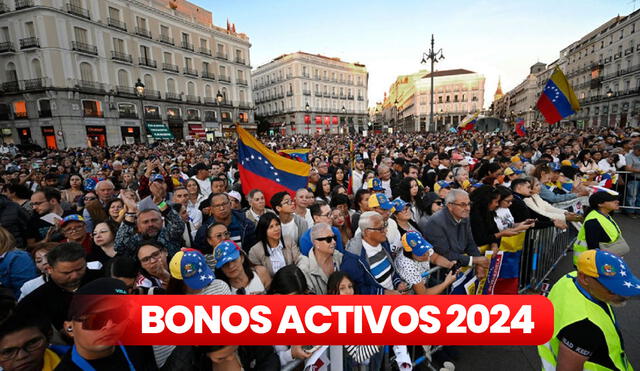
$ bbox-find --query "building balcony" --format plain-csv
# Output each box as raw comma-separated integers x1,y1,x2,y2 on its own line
323,92,330,98
162,63,179,73
107,17,127,32
14,112,28,119
235,57,246,65
39,110,52,118
276,93,284,99
72,41,98,55
111,51,132,63
118,111,138,119
183,67,198,76
286,91,293,97
1,81,20,93
186,95,200,104
339,94,346,100
614,52,622,60
66,3,90,19
314,92,322,97
238,101,251,109
115,86,136,97
203,97,216,105
19,37,39,49
135,27,152,39
237,78,248,86
166,92,181,101
216,51,228,60
303,90,311,96
357,96,364,101
347,95,355,100
331,94,339,99
0,41,15,53
199,47,211,56
75,80,105,93
218,75,231,83
158,34,174,45
220,99,233,107
167,116,183,124
15,0,33,10
624,47,634,56
181,41,194,51
23,77,47,91
138,57,157,69
201,71,215,80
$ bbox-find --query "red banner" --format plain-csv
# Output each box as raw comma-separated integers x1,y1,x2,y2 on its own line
80,295,553,346
304,115,311,124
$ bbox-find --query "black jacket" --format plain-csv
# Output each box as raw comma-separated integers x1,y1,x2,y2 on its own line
0,195,30,249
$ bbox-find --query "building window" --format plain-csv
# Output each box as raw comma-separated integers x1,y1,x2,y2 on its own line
167,107,181,118
204,110,217,122
221,111,232,122
186,109,200,121
238,112,248,123
118,103,136,118
38,99,51,117
82,99,102,117
13,101,27,119
144,105,160,118
0,104,10,120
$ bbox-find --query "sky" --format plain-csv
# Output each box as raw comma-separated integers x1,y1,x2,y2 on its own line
191,0,636,108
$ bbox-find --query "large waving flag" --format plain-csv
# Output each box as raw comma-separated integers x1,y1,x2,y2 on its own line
536,67,580,124
237,126,310,206
458,112,479,132
515,118,527,137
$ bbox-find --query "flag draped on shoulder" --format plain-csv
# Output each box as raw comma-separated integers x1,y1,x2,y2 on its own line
515,118,527,137
458,112,479,132
536,67,580,124
236,126,310,206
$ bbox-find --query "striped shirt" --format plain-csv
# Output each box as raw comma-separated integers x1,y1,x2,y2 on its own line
362,240,394,290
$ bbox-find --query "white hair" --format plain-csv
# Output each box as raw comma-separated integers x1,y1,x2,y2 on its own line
310,222,332,240
445,189,467,205
95,180,115,191
359,211,381,231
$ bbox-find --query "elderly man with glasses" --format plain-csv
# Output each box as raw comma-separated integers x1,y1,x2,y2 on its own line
297,223,343,295
341,211,407,295
424,189,488,278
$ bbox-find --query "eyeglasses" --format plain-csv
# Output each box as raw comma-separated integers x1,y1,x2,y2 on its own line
139,250,163,264
450,202,472,208
0,336,46,361
280,199,292,205
63,226,85,234
84,197,97,201
211,231,231,240
315,235,336,243
367,222,389,232
75,307,128,331
211,201,230,209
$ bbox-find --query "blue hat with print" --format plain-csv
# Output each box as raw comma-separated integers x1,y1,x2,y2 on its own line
367,177,384,191
401,232,433,257
368,193,394,211
61,214,85,226
150,173,165,182
214,240,242,269
392,198,409,213
83,178,97,191
577,249,640,297
169,248,214,290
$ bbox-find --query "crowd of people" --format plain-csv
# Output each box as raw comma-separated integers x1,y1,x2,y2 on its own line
0,124,638,370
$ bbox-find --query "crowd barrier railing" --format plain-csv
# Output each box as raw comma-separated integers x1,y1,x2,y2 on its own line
518,226,577,294
616,171,640,211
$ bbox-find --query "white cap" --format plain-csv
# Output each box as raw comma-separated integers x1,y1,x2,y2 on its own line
227,191,242,202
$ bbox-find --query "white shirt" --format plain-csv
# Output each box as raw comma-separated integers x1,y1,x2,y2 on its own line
268,242,286,274
191,176,212,199
281,217,298,242
352,170,365,191
381,179,392,198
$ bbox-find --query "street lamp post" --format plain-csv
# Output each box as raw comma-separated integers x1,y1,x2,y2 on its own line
305,102,311,135
606,89,614,127
134,78,146,143
216,90,224,136
420,34,445,132
394,99,399,133
341,105,346,134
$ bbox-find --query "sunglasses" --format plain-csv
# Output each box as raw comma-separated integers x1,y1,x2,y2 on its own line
315,235,336,243
75,307,128,331
367,222,389,232
211,231,231,240
434,201,443,206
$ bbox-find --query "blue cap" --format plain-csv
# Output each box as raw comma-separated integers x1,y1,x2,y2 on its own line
577,249,640,297
549,162,561,171
392,198,409,213
61,214,85,226
368,193,394,211
83,178,97,191
402,232,433,257
214,240,242,268
150,174,165,182
368,177,384,191
510,166,524,175
355,155,364,162
169,248,214,290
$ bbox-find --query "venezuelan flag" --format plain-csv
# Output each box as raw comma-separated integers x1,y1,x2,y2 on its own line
237,126,310,206
515,118,527,137
536,67,580,124
458,112,479,132
278,148,310,163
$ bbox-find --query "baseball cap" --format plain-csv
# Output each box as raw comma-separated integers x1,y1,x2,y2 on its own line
577,250,640,297
402,232,433,257
368,193,394,211
150,173,165,182
511,156,522,163
434,181,451,193
214,240,241,269
227,191,242,203
169,248,214,290
67,278,128,320
367,177,384,191
355,155,364,162
589,191,618,209
82,178,96,191
392,198,409,213
61,214,85,227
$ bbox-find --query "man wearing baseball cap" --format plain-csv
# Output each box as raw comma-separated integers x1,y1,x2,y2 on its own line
538,249,639,371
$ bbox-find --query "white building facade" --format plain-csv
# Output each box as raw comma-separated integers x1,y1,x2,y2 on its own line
0,0,254,148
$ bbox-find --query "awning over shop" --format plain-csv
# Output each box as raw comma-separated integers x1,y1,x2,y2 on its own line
188,123,205,137
146,122,174,140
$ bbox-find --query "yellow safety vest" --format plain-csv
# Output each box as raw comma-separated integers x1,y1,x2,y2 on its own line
538,272,633,371
573,211,620,264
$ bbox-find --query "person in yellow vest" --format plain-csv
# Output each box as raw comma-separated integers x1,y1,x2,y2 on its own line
538,249,639,370
573,191,621,264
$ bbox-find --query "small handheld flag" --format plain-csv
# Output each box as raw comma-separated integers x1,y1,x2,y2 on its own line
515,118,527,137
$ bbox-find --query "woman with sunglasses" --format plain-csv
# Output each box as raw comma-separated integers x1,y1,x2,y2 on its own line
134,241,170,290
214,240,271,295
297,223,343,295
248,214,301,277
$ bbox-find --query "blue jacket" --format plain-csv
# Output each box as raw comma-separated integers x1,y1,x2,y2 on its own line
340,234,402,295
298,227,344,256
539,184,577,204
0,249,38,298
194,209,257,253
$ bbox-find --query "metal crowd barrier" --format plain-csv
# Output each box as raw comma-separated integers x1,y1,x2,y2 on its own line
616,171,640,211
518,226,577,293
